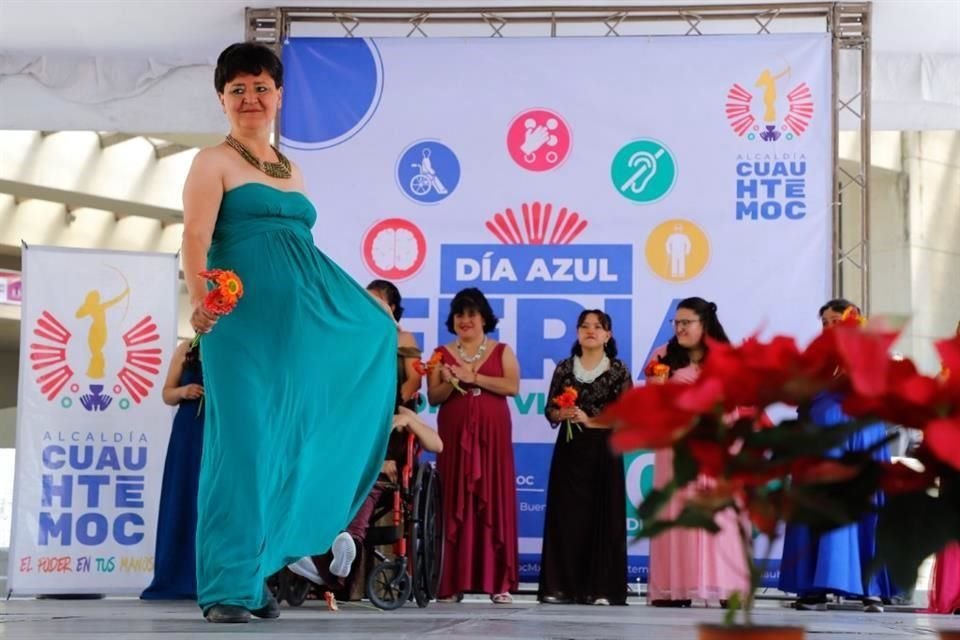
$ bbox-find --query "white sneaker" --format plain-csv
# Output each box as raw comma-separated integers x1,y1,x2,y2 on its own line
287,556,323,585
329,532,357,578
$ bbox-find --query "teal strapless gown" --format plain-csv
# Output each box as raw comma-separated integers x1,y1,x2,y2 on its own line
195,182,397,612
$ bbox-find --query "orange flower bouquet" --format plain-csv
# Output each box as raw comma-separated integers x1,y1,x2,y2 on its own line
414,349,466,395
191,269,243,416
191,269,244,347
644,359,670,380
552,386,580,442
412,350,443,376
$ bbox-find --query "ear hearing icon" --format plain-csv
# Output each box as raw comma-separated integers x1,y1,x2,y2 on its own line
620,147,665,194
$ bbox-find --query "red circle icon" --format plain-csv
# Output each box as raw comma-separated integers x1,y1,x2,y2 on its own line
361,218,427,281
506,108,572,172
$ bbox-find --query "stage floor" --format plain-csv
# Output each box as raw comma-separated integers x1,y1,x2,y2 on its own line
1,596,958,639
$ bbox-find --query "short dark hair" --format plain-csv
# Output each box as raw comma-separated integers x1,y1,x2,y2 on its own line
214,42,283,94
819,298,859,318
366,279,404,321
570,309,618,359
445,288,498,334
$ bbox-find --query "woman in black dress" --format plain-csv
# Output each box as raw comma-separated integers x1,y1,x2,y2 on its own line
538,309,633,605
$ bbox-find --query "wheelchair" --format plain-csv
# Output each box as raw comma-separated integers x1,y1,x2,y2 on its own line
271,431,443,610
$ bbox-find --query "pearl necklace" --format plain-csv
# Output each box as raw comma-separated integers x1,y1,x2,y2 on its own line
457,337,487,364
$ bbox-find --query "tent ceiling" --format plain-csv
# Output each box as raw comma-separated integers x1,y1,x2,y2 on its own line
0,0,958,132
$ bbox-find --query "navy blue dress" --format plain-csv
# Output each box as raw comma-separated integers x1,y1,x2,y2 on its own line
141,351,204,600
778,392,898,599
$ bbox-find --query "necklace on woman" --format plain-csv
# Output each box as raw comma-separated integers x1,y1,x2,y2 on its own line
225,134,292,179
457,337,487,364
574,355,610,384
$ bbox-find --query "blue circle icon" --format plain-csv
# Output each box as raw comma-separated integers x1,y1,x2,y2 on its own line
396,141,461,204
280,38,383,149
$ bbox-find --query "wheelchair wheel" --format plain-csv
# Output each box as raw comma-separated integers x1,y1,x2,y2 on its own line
285,573,311,607
422,465,444,601
367,559,411,610
411,463,443,607
266,572,281,600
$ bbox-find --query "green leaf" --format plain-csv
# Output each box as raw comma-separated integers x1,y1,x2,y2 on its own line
671,505,722,534
745,418,866,458
872,493,960,589
723,592,743,626
636,485,676,522
637,519,683,539
673,444,699,486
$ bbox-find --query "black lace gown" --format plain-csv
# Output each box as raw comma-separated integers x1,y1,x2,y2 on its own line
537,357,632,604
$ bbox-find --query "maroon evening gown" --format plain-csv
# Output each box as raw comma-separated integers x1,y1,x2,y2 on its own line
435,342,519,597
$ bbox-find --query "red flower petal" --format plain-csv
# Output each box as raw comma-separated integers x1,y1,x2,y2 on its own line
925,417,960,471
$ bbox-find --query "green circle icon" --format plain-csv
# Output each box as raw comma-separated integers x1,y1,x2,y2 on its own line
611,139,677,204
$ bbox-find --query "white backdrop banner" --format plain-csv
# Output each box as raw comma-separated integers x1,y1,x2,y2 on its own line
280,33,832,585
9,246,178,595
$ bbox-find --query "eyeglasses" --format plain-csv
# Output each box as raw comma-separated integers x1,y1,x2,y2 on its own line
671,319,700,329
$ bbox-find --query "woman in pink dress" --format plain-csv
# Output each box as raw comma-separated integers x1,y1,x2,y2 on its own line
427,288,520,604
644,297,749,607
928,320,960,615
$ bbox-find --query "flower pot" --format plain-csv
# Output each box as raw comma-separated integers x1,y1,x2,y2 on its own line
698,625,804,640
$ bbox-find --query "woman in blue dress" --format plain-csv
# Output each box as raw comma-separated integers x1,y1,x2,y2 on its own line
141,340,204,600
182,43,396,623
778,299,898,612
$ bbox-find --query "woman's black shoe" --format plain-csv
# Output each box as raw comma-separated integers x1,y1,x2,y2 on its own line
651,599,691,608
250,585,280,620
540,594,573,604
251,591,281,619
204,604,251,623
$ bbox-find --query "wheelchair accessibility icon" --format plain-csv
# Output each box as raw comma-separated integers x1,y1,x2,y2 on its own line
397,141,460,204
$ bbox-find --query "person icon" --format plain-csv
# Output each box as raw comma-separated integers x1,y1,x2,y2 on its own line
417,147,447,195
665,225,692,279
75,287,129,379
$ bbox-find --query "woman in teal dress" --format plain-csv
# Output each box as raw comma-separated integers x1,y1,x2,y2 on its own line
182,42,397,623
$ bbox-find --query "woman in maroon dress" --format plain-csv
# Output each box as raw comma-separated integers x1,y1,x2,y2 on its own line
427,287,520,604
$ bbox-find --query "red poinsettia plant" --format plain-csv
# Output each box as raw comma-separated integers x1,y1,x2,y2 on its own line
599,313,960,626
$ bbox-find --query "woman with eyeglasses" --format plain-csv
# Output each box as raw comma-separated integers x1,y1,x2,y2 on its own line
538,310,633,606
643,297,749,607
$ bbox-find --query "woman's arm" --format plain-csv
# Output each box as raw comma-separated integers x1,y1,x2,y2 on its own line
182,150,224,332
162,341,190,406
398,331,423,403
394,406,443,453
544,361,569,426
427,348,455,406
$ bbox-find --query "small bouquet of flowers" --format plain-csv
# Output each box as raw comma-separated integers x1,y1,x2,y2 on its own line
644,359,670,380
412,351,443,376
191,269,243,416
414,349,466,395
191,269,244,347
552,386,580,442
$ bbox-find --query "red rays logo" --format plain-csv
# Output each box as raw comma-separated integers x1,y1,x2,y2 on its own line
725,68,814,142
485,201,588,245
29,311,162,409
